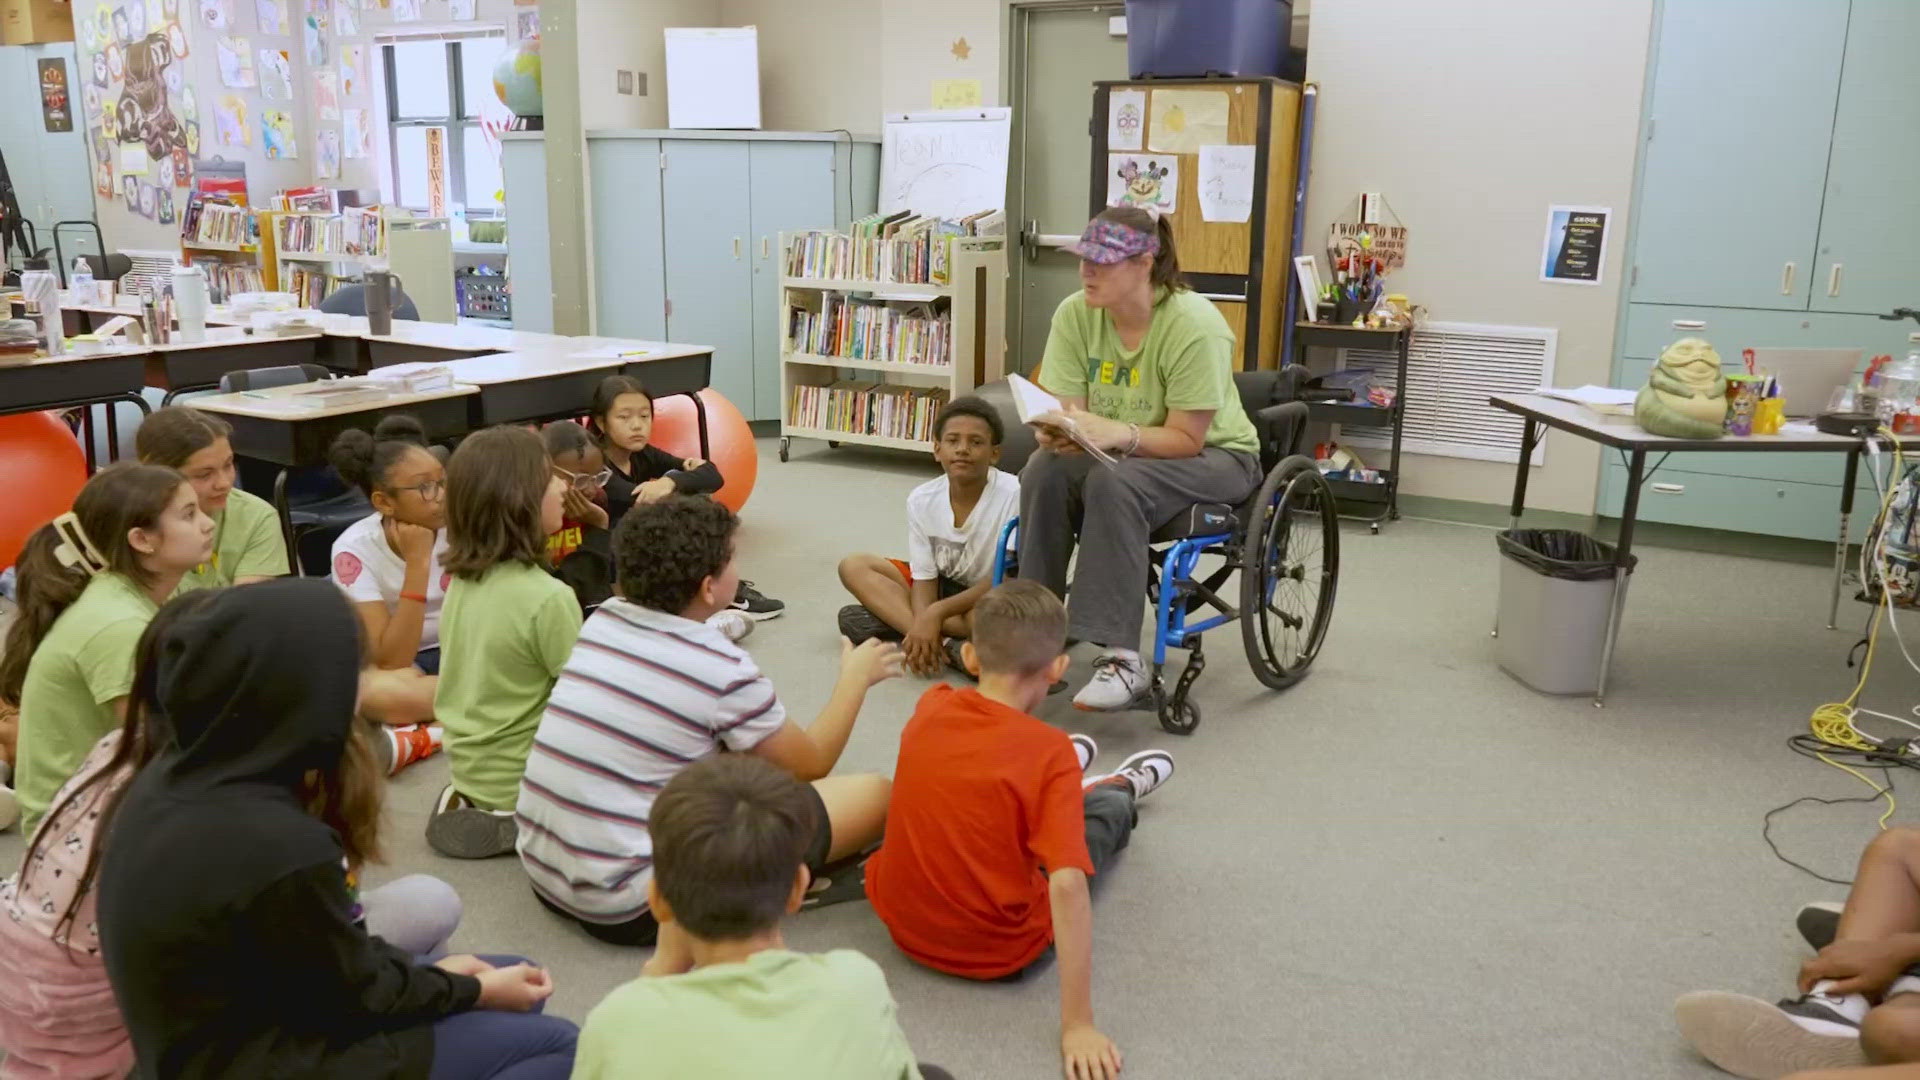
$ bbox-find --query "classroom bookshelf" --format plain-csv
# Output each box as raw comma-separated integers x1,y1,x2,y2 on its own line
777,231,1006,462
179,197,282,301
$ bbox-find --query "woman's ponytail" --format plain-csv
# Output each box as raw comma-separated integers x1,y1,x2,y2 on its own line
1094,205,1187,293
0,526,92,705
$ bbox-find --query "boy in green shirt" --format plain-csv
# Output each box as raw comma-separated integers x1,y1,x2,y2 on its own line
571,755,937,1080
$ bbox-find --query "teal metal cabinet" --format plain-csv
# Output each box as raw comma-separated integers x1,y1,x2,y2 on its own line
1627,0,1847,311
1810,0,1920,318
0,44,95,241
660,141,757,413
499,135,552,333
747,142,837,420
587,137,667,341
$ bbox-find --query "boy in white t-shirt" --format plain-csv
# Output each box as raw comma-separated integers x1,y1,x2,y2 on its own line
838,397,1020,677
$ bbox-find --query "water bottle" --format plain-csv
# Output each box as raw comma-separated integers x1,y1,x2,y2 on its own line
1887,333,1920,435
69,257,94,305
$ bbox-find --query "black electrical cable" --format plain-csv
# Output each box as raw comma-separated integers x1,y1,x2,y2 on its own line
1762,734,1920,885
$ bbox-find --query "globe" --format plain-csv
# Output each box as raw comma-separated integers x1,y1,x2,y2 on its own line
493,38,542,118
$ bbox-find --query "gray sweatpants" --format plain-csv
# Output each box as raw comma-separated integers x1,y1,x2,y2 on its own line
1017,446,1262,653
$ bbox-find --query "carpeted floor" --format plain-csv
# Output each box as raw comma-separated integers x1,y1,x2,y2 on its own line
4,435,1911,1078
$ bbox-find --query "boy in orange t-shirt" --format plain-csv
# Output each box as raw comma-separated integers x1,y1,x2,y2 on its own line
865,579,1174,1080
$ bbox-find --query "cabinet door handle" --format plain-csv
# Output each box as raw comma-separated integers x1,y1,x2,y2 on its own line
761,236,770,259
1650,482,1686,495
1828,262,1843,297
1781,262,1796,296
733,237,742,260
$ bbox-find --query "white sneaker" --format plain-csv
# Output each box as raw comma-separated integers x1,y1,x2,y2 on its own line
1072,652,1146,712
1086,750,1175,801
707,610,754,643
1068,733,1098,774
1674,990,1867,1078
0,782,17,833
425,784,518,860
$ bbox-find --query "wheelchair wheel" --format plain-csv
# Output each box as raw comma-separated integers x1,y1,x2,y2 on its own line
1239,458,1339,690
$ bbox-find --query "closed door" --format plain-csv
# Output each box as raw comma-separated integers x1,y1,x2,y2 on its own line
1008,3,1130,370
0,45,93,237
1810,0,1920,317
588,137,667,340
748,142,836,421
1629,0,1848,310
662,141,755,411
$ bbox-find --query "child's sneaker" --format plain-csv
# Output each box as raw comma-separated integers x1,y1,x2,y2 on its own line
1797,901,1844,952
1068,734,1097,774
730,581,785,621
1674,990,1867,1079
1086,749,1174,801
426,784,519,859
837,604,900,645
373,723,443,776
707,610,754,643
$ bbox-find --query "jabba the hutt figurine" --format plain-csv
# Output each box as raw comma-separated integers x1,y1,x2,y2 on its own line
1634,337,1727,438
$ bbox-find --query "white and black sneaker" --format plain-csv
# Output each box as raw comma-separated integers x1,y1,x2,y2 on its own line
1797,901,1844,952
425,784,519,860
1086,750,1174,802
731,580,786,621
1674,989,1867,1078
1068,733,1098,774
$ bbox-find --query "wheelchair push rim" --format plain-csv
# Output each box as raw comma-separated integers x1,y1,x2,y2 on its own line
1240,460,1339,689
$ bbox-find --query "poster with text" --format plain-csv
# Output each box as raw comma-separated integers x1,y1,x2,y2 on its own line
1107,153,1177,215
313,69,338,119
259,47,292,99
38,58,73,132
1540,205,1610,285
262,109,296,158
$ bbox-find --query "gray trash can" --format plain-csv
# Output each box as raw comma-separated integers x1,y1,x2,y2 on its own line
1495,529,1636,695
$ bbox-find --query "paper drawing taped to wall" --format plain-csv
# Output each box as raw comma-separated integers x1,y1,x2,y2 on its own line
1107,154,1176,215
216,36,253,87
118,32,186,161
197,0,230,29
259,47,292,100
214,93,249,146
261,108,296,158
313,70,338,119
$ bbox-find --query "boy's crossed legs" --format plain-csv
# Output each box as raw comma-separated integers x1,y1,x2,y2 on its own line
838,555,973,640
1679,828,1920,1078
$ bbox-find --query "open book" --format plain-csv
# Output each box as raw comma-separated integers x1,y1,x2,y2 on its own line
1007,374,1118,465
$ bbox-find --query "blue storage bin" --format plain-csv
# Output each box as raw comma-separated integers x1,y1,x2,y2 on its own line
1124,0,1291,79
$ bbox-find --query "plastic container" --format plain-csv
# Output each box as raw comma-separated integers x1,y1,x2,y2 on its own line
68,257,93,306
1883,333,1920,434
1124,0,1290,79
1495,529,1636,695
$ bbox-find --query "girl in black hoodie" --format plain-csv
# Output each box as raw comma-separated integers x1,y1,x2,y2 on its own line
96,578,578,1080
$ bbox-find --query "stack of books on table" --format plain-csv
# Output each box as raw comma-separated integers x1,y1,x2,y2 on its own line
285,380,388,409
788,381,950,442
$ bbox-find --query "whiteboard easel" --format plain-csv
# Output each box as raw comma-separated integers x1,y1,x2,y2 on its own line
878,108,1011,219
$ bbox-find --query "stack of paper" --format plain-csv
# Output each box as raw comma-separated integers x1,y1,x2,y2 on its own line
368,362,455,393
1535,384,1639,419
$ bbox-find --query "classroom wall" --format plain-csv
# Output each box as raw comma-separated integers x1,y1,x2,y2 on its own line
577,0,717,130
1302,0,1653,515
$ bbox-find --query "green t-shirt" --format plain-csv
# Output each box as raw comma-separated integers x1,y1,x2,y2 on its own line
434,562,580,810
176,488,290,593
570,949,922,1080
14,572,156,833
1038,287,1259,455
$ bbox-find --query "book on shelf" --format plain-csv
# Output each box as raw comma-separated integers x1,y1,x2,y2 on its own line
275,206,386,259
785,210,1005,285
275,187,339,213
788,294,950,367
180,195,257,249
188,257,265,304
281,266,352,308
788,381,950,443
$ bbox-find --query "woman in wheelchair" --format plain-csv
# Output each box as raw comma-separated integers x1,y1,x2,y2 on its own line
1021,206,1265,711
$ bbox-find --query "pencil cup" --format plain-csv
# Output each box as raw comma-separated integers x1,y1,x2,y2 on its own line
1752,397,1785,436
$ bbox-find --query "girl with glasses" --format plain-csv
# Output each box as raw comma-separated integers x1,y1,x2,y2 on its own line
328,415,450,676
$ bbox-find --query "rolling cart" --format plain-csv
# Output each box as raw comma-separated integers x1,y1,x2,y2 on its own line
1292,321,1409,533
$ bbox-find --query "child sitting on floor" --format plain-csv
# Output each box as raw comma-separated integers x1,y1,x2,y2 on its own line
329,414,451,674
587,375,784,621
516,495,898,946
428,426,583,860
865,579,1176,1080
571,754,943,1080
837,396,1020,676
135,406,290,591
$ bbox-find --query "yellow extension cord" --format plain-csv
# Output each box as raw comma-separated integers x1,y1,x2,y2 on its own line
1809,429,1904,829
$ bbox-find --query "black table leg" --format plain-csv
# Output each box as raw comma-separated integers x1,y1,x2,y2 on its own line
81,406,98,471
1508,418,1540,530
1832,445,1862,630
271,467,296,577
1594,447,1646,706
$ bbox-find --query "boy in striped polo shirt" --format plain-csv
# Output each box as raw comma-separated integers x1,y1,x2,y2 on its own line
515,495,902,946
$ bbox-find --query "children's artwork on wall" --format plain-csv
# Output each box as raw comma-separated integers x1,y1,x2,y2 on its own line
259,47,292,100
110,5,131,43
513,7,537,40
261,109,296,158
146,0,166,34
340,45,363,96
449,0,473,18
163,63,184,94
333,0,354,34
184,119,200,155
254,0,286,35
101,100,119,139
91,127,110,164
139,183,158,219
84,84,101,118
91,51,110,87
313,70,338,120
316,129,339,178
217,37,254,87
214,94,249,146
157,151,174,187
1107,153,1177,214
170,146,190,185
393,0,419,21
166,21,188,57
180,86,196,122
305,0,328,21
120,32,187,161
95,157,114,198
342,108,369,158
197,0,230,29
157,187,176,224
106,43,125,81
302,17,327,65
122,175,140,205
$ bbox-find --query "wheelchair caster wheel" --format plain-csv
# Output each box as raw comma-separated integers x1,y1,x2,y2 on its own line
1157,696,1200,736
1369,522,1381,535
778,437,790,462
828,440,841,448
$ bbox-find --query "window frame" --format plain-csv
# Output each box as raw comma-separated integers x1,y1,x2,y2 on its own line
381,34,504,217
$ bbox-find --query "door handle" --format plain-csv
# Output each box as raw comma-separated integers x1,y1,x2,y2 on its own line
1021,219,1038,262
1650,483,1686,495
733,237,742,260
1828,262,1843,298
1781,261,1796,296
761,236,770,260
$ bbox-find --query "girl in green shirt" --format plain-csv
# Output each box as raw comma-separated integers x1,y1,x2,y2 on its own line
1023,206,1264,711
0,463,216,833
428,426,582,859
134,407,290,591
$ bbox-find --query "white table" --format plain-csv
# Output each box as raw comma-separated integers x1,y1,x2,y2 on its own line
1490,393,1900,704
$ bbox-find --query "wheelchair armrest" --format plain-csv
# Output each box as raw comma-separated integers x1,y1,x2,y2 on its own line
1252,400,1310,463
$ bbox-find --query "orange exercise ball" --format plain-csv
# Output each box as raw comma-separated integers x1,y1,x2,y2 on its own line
648,389,758,513
0,412,89,570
